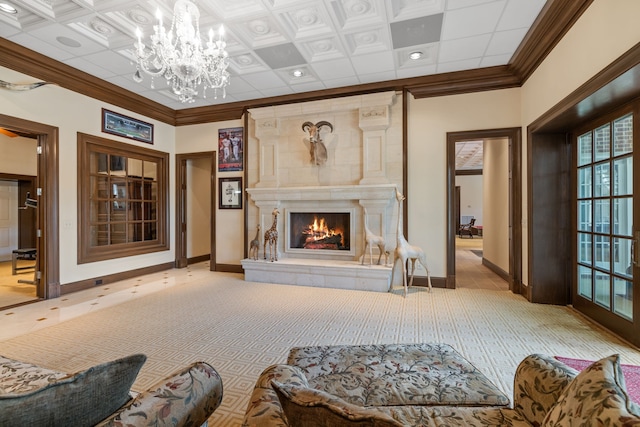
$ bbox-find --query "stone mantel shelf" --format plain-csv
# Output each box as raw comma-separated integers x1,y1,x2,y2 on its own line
246,184,398,203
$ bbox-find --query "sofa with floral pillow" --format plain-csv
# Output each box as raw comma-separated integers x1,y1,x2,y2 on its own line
0,353,223,427
242,343,640,426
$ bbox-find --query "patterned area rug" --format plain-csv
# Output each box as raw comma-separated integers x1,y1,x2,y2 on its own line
2,263,640,426
555,356,640,403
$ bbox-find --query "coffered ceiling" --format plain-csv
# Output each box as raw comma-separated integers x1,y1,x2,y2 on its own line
0,0,548,111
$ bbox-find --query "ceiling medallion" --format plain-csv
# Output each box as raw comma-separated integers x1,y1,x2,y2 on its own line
133,0,230,103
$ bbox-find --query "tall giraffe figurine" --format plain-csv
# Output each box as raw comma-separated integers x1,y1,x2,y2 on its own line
361,207,388,266
263,208,279,262
249,225,261,260
391,189,432,296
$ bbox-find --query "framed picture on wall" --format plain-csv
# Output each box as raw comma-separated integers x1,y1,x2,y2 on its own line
218,127,243,171
219,177,242,209
102,109,154,144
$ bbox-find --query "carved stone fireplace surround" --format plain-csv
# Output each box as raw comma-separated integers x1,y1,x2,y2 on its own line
241,92,401,292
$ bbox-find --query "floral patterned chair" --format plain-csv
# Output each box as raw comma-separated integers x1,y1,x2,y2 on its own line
0,354,223,427
242,343,640,426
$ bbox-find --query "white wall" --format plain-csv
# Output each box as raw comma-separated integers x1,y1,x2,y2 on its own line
0,67,176,285
455,175,482,225
519,0,640,286
407,89,521,278
483,138,509,272
0,134,37,176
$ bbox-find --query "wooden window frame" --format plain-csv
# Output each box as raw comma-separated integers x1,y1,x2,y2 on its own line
77,132,169,264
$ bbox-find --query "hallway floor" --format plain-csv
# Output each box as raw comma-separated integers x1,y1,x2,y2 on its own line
455,236,509,291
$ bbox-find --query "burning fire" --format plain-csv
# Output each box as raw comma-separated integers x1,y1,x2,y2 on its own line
303,216,342,243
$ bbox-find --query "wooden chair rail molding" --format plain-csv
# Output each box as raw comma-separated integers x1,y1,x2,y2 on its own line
0,0,592,126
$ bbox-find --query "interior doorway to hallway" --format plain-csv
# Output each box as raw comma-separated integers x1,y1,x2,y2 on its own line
446,128,522,292
0,113,60,310
175,152,216,270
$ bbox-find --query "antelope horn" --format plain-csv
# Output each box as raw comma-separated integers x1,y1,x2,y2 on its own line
302,121,314,132
315,121,333,132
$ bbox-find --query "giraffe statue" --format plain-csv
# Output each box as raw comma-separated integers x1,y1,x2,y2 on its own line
249,225,261,260
361,207,388,266
391,189,432,296
263,208,279,262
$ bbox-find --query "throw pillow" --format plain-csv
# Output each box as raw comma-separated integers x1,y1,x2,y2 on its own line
272,380,402,427
0,353,146,427
542,354,640,426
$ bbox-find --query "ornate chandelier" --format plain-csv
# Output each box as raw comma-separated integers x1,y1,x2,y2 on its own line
133,0,230,103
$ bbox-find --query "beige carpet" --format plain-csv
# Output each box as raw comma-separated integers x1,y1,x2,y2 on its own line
1,263,639,426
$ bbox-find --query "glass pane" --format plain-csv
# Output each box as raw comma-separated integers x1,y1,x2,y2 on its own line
594,235,610,271
577,200,592,232
91,175,109,199
594,271,611,309
613,277,633,320
594,199,610,234
111,201,127,217
128,223,143,242
613,156,632,196
613,113,633,156
613,197,632,236
594,123,611,161
90,152,109,174
112,180,127,201
128,158,143,177
577,233,592,265
129,180,142,200
594,163,610,197
90,200,110,223
90,224,109,247
577,167,592,198
130,202,143,220
147,202,157,221
144,161,157,180
577,132,592,166
613,238,632,277
578,265,592,299
110,223,126,244
145,221,157,240
110,155,126,175
149,182,157,200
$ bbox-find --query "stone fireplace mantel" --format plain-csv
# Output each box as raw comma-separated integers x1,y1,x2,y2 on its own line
246,184,397,204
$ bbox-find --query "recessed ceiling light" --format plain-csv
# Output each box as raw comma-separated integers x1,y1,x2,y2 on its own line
0,3,18,14
409,51,423,60
292,69,304,78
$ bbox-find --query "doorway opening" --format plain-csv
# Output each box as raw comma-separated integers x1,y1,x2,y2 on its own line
0,114,59,310
446,128,522,292
175,152,216,270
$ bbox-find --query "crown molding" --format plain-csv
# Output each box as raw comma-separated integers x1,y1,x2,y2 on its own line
508,0,594,82
0,37,175,125
0,0,592,126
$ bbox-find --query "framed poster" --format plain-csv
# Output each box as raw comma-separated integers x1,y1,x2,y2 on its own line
219,177,242,209
218,127,243,171
102,109,154,144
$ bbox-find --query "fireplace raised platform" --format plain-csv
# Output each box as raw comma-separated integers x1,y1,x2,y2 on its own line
241,258,392,292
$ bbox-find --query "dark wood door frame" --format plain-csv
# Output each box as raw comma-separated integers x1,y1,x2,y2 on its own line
446,128,522,292
175,152,216,270
0,113,60,302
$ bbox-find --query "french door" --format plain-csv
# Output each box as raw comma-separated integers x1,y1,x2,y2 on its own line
573,106,640,345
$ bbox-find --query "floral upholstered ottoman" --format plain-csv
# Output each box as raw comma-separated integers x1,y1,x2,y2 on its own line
243,343,509,426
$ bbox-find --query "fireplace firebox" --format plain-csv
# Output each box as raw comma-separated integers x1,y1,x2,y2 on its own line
289,211,351,252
